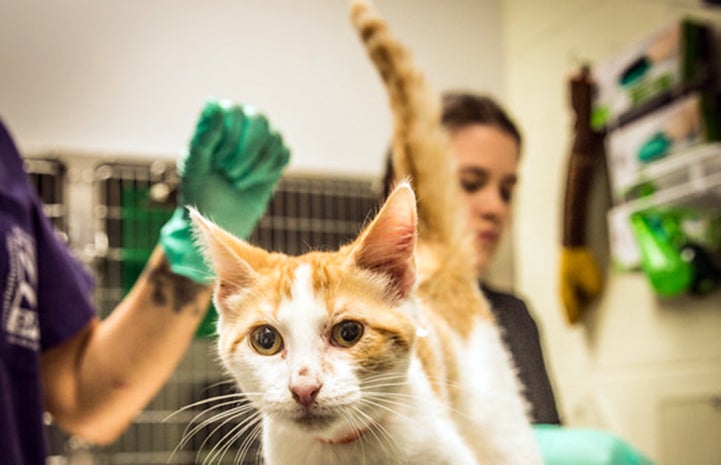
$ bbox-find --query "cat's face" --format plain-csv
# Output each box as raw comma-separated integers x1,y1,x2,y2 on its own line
191,185,419,438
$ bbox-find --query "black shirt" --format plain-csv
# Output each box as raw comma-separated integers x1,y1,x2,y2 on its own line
482,283,561,425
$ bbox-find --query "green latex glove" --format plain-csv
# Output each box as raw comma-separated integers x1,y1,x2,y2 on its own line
160,99,290,283
534,425,656,465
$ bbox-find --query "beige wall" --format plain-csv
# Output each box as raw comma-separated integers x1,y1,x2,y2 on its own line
503,0,721,463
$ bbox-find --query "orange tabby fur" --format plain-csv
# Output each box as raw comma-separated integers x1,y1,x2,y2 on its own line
350,0,495,406
191,186,421,381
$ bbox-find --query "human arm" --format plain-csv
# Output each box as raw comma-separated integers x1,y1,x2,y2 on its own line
40,247,211,444
39,100,289,444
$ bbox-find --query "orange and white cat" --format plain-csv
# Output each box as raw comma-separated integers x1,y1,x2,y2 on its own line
190,0,542,464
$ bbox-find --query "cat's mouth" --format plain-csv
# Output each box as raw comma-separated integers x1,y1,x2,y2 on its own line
291,411,336,430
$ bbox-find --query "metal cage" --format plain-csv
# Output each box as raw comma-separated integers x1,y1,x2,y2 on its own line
25,154,380,465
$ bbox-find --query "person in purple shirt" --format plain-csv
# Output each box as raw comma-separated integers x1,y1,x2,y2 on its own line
0,100,290,465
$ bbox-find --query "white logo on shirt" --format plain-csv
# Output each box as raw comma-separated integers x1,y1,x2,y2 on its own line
3,226,39,350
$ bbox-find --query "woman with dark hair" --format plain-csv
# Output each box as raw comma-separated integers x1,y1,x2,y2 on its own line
383,91,561,425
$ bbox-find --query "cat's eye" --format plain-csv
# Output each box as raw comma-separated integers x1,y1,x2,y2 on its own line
330,320,364,348
250,325,283,355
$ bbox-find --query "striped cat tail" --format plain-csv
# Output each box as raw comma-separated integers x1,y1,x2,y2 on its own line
350,0,469,254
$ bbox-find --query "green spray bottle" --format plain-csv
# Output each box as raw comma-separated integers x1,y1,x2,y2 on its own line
630,211,693,297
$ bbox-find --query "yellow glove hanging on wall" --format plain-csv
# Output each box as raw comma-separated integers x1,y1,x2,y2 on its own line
559,247,603,323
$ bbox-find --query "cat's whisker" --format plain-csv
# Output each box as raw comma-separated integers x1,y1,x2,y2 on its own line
360,378,410,392
360,379,407,389
376,391,481,427
199,409,261,465
174,413,232,462
198,379,240,396
357,397,413,425
164,392,248,421
365,398,415,422
168,403,250,463
362,391,416,402
363,372,407,383
178,400,256,450
345,407,380,464
253,429,264,465
351,405,402,465
174,403,257,463
233,428,262,465
211,417,251,465
233,417,263,465
363,394,413,414
337,408,366,452
203,412,262,465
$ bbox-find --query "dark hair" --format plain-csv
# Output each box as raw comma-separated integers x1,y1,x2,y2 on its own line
441,91,522,148
381,91,521,198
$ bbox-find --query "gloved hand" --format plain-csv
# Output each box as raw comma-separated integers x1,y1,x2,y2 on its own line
559,247,603,323
159,99,290,283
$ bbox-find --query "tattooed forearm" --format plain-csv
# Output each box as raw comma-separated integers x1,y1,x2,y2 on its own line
146,258,206,314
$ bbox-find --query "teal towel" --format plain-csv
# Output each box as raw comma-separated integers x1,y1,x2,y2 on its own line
534,425,656,465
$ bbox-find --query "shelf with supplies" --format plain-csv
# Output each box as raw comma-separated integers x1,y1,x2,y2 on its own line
615,142,721,213
590,15,721,291
608,142,721,273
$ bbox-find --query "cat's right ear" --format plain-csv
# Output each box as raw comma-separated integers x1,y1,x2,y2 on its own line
350,182,417,300
188,207,267,292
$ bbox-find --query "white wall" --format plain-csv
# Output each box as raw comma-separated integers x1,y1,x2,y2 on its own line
503,0,721,463
0,0,504,177
0,0,515,290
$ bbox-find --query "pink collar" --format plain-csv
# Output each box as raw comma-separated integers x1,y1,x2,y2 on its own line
316,423,373,445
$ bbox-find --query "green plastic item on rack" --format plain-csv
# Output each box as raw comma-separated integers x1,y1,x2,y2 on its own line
629,211,693,297
619,56,651,88
681,242,721,295
660,209,721,295
623,181,656,202
637,131,672,163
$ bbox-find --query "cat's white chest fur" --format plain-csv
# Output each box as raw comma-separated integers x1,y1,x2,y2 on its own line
263,356,478,465
261,314,541,465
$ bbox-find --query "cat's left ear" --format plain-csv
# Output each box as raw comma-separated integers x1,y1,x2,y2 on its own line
351,182,417,300
188,208,267,291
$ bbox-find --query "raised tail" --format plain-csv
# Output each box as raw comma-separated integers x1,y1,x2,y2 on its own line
350,0,468,257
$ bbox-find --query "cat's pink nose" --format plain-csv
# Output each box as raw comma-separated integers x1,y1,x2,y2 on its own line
290,383,322,408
